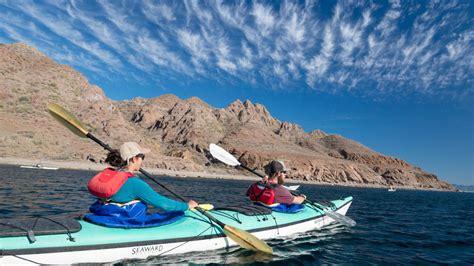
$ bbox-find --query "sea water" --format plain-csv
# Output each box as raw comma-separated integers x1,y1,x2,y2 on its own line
0,164,473,264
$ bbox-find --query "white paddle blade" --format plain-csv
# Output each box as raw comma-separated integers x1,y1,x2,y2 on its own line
325,210,357,227
284,185,300,191
209,143,241,167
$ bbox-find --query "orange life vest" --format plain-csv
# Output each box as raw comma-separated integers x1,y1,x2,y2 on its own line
87,168,134,198
247,182,275,205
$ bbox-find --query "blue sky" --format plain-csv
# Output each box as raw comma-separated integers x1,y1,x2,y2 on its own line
0,0,472,185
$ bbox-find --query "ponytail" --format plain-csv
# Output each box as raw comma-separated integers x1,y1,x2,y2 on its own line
105,149,126,168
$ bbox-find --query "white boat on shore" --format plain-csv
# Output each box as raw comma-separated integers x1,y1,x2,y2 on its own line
388,186,396,192
19,164,59,170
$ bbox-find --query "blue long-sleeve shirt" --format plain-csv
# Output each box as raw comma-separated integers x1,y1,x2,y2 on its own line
110,177,188,212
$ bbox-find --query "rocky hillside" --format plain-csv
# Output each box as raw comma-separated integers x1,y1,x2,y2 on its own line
0,43,455,191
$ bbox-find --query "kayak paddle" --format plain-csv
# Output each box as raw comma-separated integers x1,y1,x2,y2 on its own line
209,143,356,227
47,103,273,254
283,185,300,191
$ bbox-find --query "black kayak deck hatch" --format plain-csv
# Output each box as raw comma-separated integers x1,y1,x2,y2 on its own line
0,216,81,243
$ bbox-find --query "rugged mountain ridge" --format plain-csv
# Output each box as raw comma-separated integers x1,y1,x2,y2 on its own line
0,43,455,190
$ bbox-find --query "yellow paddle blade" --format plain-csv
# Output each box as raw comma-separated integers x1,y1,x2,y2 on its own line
191,204,214,211
223,225,273,254
47,103,89,138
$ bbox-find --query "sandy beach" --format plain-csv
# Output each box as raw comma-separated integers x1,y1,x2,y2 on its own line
0,156,450,191
0,156,256,180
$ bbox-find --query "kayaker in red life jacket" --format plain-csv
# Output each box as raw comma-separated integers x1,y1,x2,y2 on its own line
88,142,198,211
247,160,306,205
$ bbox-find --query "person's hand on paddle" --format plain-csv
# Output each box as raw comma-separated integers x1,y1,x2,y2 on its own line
187,200,199,210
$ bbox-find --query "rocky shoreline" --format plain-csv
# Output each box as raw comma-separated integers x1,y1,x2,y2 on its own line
0,43,456,192
0,157,455,192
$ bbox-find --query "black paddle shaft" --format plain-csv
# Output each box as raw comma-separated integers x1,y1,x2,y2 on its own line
87,133,114,152
240,164,265,178
86,133,225,227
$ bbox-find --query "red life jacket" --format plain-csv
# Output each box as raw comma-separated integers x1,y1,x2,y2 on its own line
87,168,134,198
247,182,275,205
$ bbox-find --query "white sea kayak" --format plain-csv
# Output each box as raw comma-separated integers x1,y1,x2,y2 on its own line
0,196,353,264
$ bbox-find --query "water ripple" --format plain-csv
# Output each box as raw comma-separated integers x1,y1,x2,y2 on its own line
1,164,473,264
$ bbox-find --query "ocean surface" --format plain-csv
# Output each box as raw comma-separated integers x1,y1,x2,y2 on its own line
1,164,473,265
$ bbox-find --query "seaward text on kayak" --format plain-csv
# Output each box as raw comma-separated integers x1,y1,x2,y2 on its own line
131,244,164,256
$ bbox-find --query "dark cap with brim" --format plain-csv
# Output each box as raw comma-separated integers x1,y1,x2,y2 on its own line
264,160,288,176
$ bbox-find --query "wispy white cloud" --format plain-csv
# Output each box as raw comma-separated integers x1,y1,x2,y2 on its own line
141,2,176,23
216,40,237,74
281,1,307,45
50,45,107,75
237,42,254,70
305,24,334,86
185,0,214,28
0,0,471,101
97,1,138,35
136,33,190,74
445,30,473,61
12,1,123,70
64,2,127,55
252,3,275,37
97,1,194,77
1,22,43,47
178,29,209,64
273,63,288,83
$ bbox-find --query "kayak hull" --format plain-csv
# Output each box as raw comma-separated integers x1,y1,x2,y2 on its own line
1,197,352,264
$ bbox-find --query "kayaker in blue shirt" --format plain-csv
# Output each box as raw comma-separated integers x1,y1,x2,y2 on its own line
105,142,198,211
86,142,199,228
101,142,198,211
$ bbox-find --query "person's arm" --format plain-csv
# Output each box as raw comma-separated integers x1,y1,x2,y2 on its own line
131,178,190,212
273,185,295,205
292,195,306,204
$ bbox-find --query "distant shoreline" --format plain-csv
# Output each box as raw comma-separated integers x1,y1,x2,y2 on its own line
0,157,455,192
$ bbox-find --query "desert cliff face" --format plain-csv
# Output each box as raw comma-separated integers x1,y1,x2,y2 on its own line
0,43,455,191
